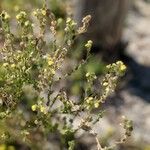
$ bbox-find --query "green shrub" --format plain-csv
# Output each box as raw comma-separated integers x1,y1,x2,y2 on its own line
0,1,133,149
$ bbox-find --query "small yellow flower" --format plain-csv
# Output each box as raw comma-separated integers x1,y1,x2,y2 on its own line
31,104,37,111
86,97,93,104
86,72,90,77
4,13,10,20
11,64,16,68
40,106,44,112
120,64,126,72
103,82,108,87
48,60,54,66
41,10,46,16
40,106,47,114
86,99,90,104
94,102,99,108
116,61,126,72
85,40,93,49
47,57,54,66
3,63,9,67
44,68,47,72
25,21,29,26
33,11,37,16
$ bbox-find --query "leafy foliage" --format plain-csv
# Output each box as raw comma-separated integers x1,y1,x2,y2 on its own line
0,1,133,150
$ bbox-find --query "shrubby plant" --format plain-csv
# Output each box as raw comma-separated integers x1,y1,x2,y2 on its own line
0,0,66,18
0,1,133,150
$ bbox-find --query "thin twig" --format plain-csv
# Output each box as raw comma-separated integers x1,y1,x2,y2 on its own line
91,130,103,150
